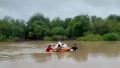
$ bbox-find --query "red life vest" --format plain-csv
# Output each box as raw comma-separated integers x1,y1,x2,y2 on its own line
46,47,53,52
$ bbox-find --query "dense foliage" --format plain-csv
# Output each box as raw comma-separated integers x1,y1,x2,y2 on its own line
0,13,120,41
77,34,103,41
103,33,120,41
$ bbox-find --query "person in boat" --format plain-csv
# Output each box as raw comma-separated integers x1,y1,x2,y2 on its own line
46,45,53,52
61,43,67,48
71,44,78,51
61,43,70,51
54,41,62,49
56,44,62,52
55,41,68,49
54,41,70,52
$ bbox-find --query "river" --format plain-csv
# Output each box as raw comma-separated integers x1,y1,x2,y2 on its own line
0,41,120,68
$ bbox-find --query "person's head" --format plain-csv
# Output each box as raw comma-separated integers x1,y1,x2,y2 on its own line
58,44,60,47
48,45,51,47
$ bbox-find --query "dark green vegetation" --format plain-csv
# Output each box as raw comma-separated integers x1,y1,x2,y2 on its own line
0,13,120,41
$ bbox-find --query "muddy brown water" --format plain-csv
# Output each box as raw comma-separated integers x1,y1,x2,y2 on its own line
0,41,120,68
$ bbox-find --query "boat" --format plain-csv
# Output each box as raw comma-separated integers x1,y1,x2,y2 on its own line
45,41,71,52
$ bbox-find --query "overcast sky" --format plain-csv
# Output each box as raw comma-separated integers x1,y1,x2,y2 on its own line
0,0,120,21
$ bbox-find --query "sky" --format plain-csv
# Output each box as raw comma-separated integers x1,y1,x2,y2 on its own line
0,0,120,21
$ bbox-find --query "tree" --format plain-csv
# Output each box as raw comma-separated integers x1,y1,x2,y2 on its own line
107,14,120,22
67,15,90,38
50,17,64,29
51,27,65,35
92,19,108,35
27,13,50,39
11,19,26,38
0,16,26,40
63,18,71,29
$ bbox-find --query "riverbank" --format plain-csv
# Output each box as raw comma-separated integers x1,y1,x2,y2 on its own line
1,33,120,42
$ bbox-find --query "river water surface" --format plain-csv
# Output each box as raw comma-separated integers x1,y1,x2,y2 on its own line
0,41,120,68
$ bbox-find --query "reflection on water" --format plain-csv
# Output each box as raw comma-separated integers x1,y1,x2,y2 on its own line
32,52,71,63
0,54,29,61
0,41,120,68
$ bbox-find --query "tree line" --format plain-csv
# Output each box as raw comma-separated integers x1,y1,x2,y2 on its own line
0,13,120,41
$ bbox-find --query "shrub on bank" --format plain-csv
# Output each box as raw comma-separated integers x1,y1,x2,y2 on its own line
103,33,120,41
77,34,103,41
44,35,68,41
11,37,25,42
43,36,52,41
0,36,23,42
0,35,6,41
52,35,67,41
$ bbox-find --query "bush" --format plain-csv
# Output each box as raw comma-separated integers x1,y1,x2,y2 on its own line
44,36,68,41
52,35,68,41
12,37,25,42
103,33,120,41
43,36,52,41
51,27,66,35
77,34,103,41
0,35,6,41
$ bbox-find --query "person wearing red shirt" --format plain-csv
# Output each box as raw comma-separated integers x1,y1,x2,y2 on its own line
46,45,53,52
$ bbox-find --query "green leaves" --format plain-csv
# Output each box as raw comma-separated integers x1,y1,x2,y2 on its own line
1,13,120,41
0,17,26,41
103,33,120,41
77,34,103,41
51,27,65,35
67,15,90,38
27,13,50,39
